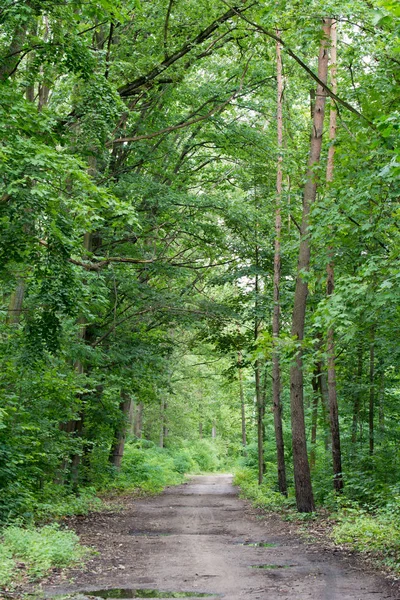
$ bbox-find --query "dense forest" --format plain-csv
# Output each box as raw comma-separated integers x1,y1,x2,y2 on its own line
0,0,400,581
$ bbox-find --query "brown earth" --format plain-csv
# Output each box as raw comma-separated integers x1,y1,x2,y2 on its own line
35,474,399,600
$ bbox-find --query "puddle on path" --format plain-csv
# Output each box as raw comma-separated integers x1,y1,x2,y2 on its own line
70,590,215,599
250,564,291,569
235,542,275,548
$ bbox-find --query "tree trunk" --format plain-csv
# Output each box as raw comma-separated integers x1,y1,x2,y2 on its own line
159,398,167,448
289,18,331,512
134,402,143,438
0,22,27,82
369,328,375,456
325,20,343,492
255,358,264,484
238,351,247,453
109,393,132,469
352,344,363,444
7,280,25,325
310,372,319,471
379,369,385,432
271,32,287,496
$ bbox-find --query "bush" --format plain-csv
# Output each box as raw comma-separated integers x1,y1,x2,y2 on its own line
332,496,400,571
107,440,186,493
0,524,89,587
233,468,294,512
186,439,221,472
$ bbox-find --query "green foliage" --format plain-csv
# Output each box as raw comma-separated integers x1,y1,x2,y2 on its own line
107,441,186,493
0,524,89,586
332,499,400,572
233,468,295,512
185,439,221,473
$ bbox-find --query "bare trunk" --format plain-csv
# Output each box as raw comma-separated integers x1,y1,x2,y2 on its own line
310,372,319,471
159,398,167,448
0,23,27,81
254,241,264,484
238,351,247,453
325,20,342,492
109,393,132,469
271,32,287,496
134,403,143,438
379,370,385,432
212,422,217,439
7,280,25,325
369,329,375,456
255,358,264,484
290,19,331,512
352,344,363,444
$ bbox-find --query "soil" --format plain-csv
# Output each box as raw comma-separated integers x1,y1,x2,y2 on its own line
33,474,399,600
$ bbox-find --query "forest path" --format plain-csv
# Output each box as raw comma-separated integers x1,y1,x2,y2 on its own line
42,474,397,600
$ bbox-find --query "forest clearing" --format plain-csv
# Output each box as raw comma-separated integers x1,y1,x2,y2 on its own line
0,0,399,598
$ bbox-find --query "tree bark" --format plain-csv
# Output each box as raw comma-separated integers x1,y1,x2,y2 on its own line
134,402,143,438
310,371,319,471
369,328,375,456
159,398,167,448
271,32,287,496
289,18,331,512
255,357,264,484
238,351,247,453
352,344,363,444
325,20,343,492
0,22,27,82
109,393,132,469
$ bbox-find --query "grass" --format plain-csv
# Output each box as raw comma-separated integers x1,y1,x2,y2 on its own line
0,524,90,588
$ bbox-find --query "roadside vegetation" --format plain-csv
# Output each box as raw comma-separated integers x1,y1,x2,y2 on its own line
234,465,400,575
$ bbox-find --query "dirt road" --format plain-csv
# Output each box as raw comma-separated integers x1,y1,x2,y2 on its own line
42,474,398,600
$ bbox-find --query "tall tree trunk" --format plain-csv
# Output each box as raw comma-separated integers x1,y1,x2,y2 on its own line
134,402,143,438
238,351,247,453
255,357,264,484
379,368,385,432
310,371,319,471
325,20,343,492
254,244,264,484
315,359,330,450
109,393,132,469
0,22,27,82
290,19,331,512
7,280,25,325
271,32,287,496
159,398,167,448
369,328,375,456
352,344,363,444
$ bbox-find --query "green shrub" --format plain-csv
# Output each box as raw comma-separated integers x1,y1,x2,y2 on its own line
186,439,220,472
0,524,89,586
0,545,15,587
107,441,185,493
233,468,294,512
173,450,195,474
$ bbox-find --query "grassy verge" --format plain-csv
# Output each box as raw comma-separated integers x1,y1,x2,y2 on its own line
0,524,90,590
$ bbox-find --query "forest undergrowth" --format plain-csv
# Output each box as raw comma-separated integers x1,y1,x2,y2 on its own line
0,438,223,590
